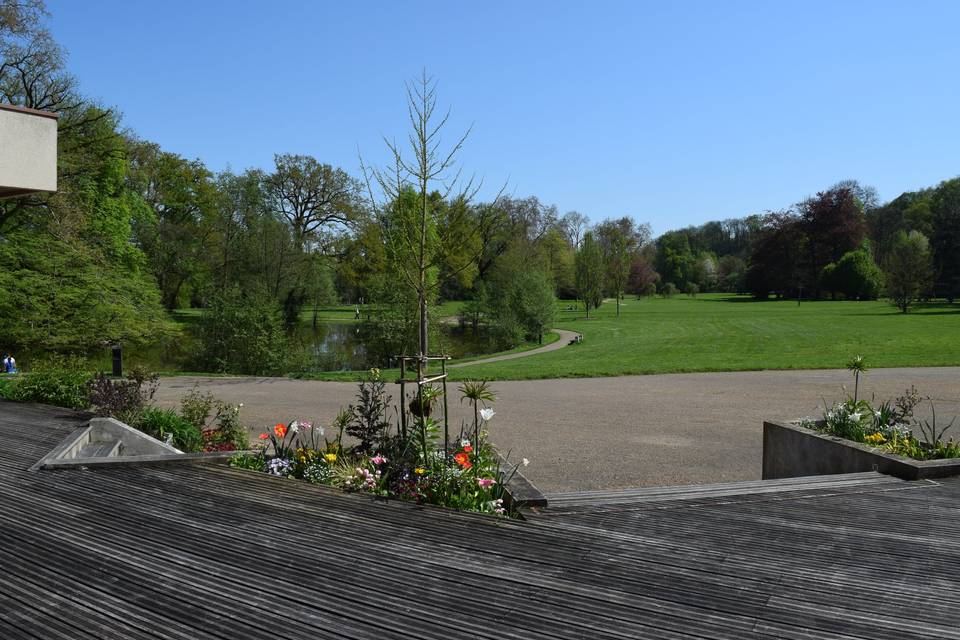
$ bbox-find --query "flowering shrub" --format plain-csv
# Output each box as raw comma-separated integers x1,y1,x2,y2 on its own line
229,374,524,517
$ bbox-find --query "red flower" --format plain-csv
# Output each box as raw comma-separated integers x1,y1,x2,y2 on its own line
258,433,269,440
274,423,287,439
454,452,472,469
462,444,473,453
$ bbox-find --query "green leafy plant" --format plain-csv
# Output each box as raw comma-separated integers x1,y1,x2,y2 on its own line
3,355,92,409
138,407,202,452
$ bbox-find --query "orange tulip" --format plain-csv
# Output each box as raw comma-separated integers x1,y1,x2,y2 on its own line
274,423,287,439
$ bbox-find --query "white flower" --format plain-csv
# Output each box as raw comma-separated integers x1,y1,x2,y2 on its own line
522,458,530,467
479,408,495,422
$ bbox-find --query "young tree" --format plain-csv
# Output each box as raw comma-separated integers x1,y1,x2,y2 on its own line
361,71,498,367
595,217,649,316
575,231,604,317
884,231,932,313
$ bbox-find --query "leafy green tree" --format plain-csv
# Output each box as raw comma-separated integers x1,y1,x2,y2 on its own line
930,178,960,301
194,285,288,375
596,217,649,316
575,231,604,317
127,140,221,309
884,231,933,313
820,248,884,300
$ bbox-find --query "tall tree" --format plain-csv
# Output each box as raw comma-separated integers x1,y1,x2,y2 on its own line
884,231,933,313
798,186,867,296
575,230,604,317
264,154,358,251
595,217,649,316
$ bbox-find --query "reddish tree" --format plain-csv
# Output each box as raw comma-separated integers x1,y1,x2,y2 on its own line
799,187,867,295
627,254,660,295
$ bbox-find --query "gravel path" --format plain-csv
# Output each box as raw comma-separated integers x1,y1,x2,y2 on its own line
155,367,960,493
448,329,581,368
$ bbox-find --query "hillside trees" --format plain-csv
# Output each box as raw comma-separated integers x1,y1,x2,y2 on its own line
930,178,960,301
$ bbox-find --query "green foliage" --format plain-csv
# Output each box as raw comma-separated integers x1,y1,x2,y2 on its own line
138,407,203,452
884,231,933,313
194,285,289,375
481,260,557,348
661,282,678,297
2,356,91,409
575,231,604,317
820,248,884,300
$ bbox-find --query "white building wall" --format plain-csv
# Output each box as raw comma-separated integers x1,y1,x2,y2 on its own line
0,105,58,196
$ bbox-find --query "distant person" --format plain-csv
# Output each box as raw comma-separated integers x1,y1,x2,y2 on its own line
3,354,14,374
355,306,361,320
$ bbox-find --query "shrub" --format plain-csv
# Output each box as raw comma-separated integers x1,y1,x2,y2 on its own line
138,407,202,452
180,387,248,451
347,369,392,454
4,355,91,409
194,285,289,375
637,282,657,299
661,282,678,298
88,366,159,424
684,282,699,297
820,248,884,300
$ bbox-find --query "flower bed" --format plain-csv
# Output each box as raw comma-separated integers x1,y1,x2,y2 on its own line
764,381,960,481
798,386,959,461
230,372,527,517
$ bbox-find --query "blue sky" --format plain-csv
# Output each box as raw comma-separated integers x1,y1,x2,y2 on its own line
47,0,960,235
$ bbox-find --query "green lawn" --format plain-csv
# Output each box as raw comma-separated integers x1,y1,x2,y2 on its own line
447,294,960,380
157,295,960,381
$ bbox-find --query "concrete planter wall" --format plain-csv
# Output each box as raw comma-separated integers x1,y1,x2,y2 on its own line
763,420,960,481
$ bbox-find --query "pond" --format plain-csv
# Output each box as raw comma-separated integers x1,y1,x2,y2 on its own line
290,322,496,372
84,321,500,374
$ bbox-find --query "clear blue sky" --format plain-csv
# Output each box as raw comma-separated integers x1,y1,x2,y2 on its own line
47,0,960,235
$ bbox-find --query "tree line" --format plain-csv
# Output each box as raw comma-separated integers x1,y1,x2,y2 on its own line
2,1,957,375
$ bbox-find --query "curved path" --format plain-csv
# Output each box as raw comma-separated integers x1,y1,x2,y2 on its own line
449,329,580,368
155,366,960,494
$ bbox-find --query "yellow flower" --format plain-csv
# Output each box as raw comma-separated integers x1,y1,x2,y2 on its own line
324,453,337,463
414,467,426,475
865,432,886,444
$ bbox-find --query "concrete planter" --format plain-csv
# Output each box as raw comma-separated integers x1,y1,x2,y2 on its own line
763,420,960,481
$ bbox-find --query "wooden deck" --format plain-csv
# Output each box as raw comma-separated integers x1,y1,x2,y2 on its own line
2,400,959,639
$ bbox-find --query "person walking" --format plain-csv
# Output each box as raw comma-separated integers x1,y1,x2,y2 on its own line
6,354,16,373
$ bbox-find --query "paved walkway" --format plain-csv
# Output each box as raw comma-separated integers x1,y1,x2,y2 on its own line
155,367,960,493
449,329,580,368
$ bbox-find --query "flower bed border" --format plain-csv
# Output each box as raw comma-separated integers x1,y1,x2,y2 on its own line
763,420,960,481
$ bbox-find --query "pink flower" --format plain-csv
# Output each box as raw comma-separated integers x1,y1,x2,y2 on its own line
371,454,388,465
477,478,496,489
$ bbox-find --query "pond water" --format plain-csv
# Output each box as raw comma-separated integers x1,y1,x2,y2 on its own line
291,322,495,372
83,321,500,374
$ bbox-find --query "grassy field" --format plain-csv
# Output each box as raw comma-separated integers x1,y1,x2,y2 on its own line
133,295,960,381
444,294,960,380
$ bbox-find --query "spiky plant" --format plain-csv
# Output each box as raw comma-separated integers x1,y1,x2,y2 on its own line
846,355,868,403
